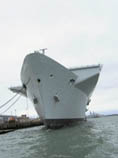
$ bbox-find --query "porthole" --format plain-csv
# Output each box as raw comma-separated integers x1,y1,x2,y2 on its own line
23,84,26,89
37,79,41,83
70,79,75,83
33,97,38,104
69,79,75,86
50,74,54,78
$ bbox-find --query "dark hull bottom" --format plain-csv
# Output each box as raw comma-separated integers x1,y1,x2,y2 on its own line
44,118,86,129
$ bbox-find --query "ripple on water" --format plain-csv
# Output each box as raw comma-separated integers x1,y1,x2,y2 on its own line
0,116,118,158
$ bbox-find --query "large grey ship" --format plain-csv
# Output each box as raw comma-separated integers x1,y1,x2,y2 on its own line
10,51,102,128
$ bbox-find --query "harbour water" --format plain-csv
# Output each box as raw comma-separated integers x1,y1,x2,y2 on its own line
0,116,118,158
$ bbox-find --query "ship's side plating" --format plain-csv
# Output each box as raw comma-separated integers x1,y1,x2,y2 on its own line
70,65,102,98
20,53,101,128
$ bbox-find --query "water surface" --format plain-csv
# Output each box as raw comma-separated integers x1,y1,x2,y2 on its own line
0,116,118,158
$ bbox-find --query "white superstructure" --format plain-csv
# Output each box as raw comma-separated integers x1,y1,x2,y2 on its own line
10,52,102,128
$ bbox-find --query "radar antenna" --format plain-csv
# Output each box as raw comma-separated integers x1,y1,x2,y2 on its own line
40,48,47,54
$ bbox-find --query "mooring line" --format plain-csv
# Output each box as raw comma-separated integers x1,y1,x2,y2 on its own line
0,95,21,114
0,94,18,109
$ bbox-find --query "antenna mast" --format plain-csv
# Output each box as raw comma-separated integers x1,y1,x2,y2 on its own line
40,48,47,54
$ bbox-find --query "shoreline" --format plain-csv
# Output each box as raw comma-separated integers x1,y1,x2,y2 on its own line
0,119,44,134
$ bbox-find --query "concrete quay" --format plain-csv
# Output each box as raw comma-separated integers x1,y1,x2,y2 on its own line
0,119,44,134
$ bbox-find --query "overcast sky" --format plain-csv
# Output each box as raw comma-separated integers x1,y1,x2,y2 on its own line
0,0,118,117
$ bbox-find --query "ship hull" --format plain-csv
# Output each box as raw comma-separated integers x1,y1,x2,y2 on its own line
20,53,101,128
44,118,86,129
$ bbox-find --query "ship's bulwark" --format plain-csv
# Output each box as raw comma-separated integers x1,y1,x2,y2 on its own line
10,52,102,128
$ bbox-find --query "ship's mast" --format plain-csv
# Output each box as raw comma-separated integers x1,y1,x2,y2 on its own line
40,48,47,54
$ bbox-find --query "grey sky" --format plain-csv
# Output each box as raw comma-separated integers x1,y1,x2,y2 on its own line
0,0,118,116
